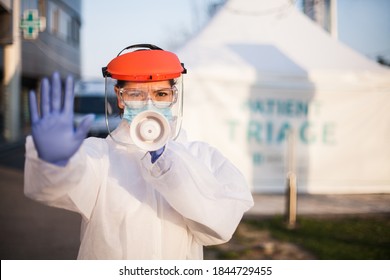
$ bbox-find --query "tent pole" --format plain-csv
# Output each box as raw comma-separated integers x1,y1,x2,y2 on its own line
285,129,297,229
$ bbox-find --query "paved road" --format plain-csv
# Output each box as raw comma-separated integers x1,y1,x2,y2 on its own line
0,141,80,259
1,141,390,260
0,166,81,260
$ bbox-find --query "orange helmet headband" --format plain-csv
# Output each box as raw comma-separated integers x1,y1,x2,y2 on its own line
102,44,186,82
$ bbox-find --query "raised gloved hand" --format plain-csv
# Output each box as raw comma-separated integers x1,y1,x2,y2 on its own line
29,72,95,166
150,146,165,164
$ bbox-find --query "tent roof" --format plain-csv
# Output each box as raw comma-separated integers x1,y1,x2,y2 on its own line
178,0,390,88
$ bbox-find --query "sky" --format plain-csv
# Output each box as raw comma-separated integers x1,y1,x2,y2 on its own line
81,0,212,79
337,0,390,62
81,0,390,79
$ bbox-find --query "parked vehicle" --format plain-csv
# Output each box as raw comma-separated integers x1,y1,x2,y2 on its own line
73,80,121,137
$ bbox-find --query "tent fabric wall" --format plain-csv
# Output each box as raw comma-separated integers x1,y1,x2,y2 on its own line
177,0,390,194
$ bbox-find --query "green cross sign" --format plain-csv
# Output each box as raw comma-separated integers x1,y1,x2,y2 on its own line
20,9,46,40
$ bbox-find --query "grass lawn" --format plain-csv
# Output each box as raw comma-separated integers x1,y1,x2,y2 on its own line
205,214,390,260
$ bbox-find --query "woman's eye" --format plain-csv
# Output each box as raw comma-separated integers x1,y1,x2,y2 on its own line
131,92,140,97
155,89,173,98
127,91,142,98
156,91,168,97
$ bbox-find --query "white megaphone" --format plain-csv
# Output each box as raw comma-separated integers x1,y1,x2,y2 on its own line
129,110,171,151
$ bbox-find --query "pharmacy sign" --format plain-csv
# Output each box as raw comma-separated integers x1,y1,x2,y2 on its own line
20,9,46,40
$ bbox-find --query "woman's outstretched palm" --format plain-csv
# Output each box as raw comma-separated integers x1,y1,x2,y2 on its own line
29,72,94,166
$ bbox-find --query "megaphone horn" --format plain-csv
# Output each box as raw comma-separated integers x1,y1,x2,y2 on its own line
129,110,171,151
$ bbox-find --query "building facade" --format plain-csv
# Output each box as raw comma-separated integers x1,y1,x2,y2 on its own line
0,0,81,142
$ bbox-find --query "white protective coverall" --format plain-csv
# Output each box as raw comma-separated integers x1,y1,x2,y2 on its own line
24,121,254,259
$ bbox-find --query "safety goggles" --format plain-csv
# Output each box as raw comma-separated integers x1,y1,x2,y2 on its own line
119,86,178,109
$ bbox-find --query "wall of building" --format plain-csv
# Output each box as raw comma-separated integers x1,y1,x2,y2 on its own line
0,0,82,142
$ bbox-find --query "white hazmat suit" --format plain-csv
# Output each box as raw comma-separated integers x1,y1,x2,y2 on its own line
24,121,254,259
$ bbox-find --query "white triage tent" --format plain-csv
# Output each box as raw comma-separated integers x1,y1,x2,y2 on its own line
177,0,390,194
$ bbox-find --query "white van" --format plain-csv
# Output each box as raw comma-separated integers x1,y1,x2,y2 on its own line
73,80,121,137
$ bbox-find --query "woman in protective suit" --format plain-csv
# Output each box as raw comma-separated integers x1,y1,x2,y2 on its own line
24,44,254,260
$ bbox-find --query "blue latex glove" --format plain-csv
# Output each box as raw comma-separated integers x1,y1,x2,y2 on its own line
29,72,95,166
150,146,165,164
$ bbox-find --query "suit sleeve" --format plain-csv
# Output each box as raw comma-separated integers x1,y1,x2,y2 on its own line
24,136,106,220
141,140,254,246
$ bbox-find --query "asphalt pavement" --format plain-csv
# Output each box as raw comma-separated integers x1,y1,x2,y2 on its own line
1,140,390,260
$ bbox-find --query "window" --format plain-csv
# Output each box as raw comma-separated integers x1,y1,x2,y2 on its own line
47,1,79,44
48,1,59,35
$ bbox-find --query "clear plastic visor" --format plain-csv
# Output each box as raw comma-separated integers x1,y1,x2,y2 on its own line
104,76,183,148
